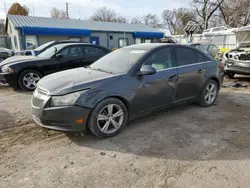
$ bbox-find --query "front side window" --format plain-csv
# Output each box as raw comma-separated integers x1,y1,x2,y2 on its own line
60,46,84,58
196,51,210,62
84,46,105,56
143,48,173,71
175,47,197,66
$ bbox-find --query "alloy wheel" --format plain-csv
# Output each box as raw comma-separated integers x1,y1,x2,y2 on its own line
204,83,217,104
97,104,124,134
23,72,41,90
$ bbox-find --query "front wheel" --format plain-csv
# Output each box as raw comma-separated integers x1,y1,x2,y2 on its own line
88,98,128,138
18,69,42,91
198,79,219,107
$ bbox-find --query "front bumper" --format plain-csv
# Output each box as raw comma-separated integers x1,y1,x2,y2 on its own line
224,60,250,75
31,92,91,132
0,72,18,87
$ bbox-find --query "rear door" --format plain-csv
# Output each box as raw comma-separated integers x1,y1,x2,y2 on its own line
58,45,85,71
174,46,210,102
82,46,108,66
131,47,178,114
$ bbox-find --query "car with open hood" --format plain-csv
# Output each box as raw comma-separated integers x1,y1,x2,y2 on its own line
31,43,224,138
0,43,110,90
223,41,250,78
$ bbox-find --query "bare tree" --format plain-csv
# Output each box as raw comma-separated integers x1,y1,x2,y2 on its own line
90,7,127,23
162,8,196,35
192,0,224,29
219,0,250,27
131,14,162,29
51,8,67,19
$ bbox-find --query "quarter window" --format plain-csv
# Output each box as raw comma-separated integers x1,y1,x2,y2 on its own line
143,48,173,71
175,47,197,66
84,46,105,56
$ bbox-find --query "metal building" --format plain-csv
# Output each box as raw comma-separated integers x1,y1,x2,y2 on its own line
5,15,164,52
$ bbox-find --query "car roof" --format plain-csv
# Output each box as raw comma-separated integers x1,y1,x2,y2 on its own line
51,43,98,49
123,43,173,50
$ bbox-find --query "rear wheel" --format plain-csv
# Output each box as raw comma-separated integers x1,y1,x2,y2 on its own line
227,72,235,79
18,69,42,91
198,79,218,107
88,98,128,138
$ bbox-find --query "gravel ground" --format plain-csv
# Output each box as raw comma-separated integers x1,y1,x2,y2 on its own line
0,76,250,188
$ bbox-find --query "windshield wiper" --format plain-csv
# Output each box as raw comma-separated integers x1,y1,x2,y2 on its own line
89,67,114,74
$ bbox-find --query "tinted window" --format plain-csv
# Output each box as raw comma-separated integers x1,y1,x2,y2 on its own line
60,46,84,58
143,48,173,71
196,52,210,62
175,47,197,66
84,46,105,56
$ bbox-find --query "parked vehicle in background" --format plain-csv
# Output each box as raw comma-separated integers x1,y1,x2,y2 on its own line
0,48,14,62
19,40,88,56
0,43,110,90
190,42,220,59
223,41,250,78
31,43,224,138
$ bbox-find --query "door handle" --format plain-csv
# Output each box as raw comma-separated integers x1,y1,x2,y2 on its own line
197,69,203,74
168,75,177,82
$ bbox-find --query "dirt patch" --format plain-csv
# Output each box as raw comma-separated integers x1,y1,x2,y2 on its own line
0,77,250,188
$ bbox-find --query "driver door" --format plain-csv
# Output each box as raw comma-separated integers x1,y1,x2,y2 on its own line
130,47,178,114
58,45,85,71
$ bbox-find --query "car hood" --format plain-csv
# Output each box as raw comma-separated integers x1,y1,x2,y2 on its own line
37,68,121,95
0,55,45,67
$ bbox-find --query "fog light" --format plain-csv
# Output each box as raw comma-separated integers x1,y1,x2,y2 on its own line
76,119,84,124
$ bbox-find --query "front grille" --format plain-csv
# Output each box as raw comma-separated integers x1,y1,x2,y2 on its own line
32,88,48,107
231,64,250,70
239,54,250,61
32,96,44,107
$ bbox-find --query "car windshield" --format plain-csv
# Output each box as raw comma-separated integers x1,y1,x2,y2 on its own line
38,47,57,58
89,48,149,74
195,44,209,51
35,41,55,51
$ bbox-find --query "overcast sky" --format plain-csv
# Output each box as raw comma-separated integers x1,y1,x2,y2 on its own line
0,0,190,20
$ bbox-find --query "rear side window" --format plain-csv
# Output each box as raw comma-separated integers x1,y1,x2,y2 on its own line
196,52,210,62
175,47,197,66
84,46,105,56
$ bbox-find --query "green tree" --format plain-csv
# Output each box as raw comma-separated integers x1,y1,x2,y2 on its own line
8,3,29,16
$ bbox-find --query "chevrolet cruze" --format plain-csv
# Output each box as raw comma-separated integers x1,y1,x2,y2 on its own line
31,43,224,138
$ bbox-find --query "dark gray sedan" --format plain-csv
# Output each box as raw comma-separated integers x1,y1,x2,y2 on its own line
31,43,224,138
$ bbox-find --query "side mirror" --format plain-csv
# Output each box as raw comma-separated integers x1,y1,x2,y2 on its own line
137,65,156,76
55,53,63,59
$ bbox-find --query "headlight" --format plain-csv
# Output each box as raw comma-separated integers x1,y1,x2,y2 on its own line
50,90,87,106
1,65,14,73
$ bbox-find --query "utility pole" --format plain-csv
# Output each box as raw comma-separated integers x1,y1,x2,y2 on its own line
4,2,7,14
66,2,69,19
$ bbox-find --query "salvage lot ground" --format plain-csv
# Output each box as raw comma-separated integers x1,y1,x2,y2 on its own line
1,77,250,188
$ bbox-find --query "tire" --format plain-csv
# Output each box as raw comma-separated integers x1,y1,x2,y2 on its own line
18,69,43,91
198,79,219,107
88,98,128,138
227,72,235,79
